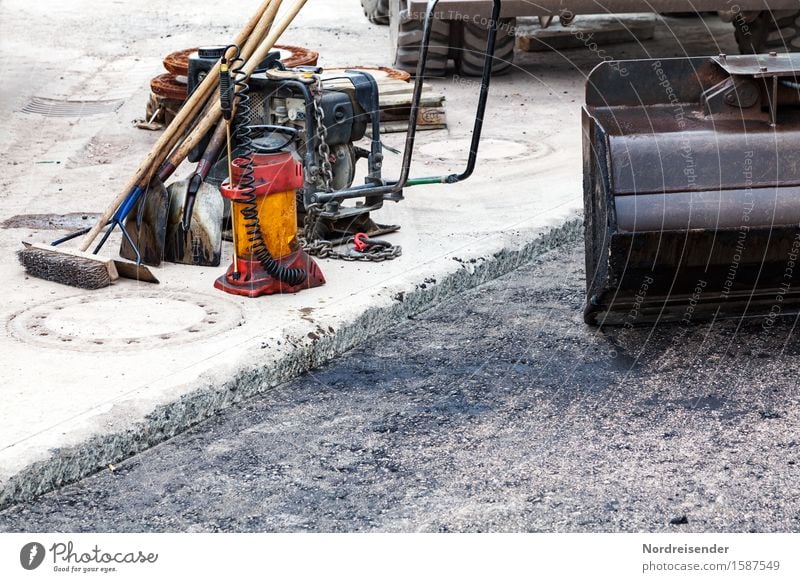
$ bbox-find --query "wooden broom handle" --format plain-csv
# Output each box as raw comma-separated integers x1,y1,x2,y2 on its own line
157,0,286,178
78,0,280,251
165,0,309,167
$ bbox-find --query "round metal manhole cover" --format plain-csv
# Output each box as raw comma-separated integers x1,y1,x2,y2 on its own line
8,291,245,351
418,138,548,163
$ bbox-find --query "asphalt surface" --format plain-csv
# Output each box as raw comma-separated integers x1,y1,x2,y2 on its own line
1,240,799,533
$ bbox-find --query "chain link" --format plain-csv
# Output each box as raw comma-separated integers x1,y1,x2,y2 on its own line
299,77,401,262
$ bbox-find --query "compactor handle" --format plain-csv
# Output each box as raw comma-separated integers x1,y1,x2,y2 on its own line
312,0,503,204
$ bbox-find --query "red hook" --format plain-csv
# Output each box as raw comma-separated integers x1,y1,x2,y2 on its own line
353,233,371,252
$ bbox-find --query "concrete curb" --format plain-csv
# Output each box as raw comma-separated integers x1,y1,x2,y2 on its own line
0,218,583,510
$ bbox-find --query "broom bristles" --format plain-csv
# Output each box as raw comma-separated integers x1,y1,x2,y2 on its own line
18,245,118,290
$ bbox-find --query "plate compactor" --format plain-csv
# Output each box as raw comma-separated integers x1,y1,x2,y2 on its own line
584,53,800,326
179,47,404,246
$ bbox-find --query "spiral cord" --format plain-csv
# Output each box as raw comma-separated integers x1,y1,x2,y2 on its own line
226,45,306,286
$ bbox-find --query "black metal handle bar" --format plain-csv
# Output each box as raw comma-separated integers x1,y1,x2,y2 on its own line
311,0,501,204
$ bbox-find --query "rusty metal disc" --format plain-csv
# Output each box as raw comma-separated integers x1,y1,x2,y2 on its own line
150,73,187,101
163,47,197,76
277,44,319,68
162,44,319,77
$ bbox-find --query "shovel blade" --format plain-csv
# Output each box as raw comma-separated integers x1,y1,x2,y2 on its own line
164,181,223,267
119,179,169,267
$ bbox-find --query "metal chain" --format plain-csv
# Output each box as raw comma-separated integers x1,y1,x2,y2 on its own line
312,77,334,193
299,77,401,262
300,204,402,262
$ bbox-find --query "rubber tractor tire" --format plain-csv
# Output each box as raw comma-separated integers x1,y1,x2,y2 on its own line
390,0,452,77
453,17,517,77
734,10,800,53
361,0,390,26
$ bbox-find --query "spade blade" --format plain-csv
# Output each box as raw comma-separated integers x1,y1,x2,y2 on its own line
164,181,223,267
119,179,169,267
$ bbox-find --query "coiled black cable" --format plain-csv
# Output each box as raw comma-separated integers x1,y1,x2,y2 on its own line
225,44,306,286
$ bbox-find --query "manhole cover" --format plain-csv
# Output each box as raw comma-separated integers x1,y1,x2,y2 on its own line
418,138,548,162
21,97,125,118
8,291,244,352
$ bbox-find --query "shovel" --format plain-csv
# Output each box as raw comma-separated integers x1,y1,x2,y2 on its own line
117,118,218,267
118,177,170,266
164,122,226,266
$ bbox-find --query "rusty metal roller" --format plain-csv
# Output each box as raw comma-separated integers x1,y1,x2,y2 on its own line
583,53,800,326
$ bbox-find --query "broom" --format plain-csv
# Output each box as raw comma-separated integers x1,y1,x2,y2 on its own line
19,0,295,289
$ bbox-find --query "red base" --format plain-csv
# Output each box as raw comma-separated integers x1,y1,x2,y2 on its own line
214,250,326,297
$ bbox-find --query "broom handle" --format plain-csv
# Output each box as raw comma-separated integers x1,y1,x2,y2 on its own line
156,0,282,180
143,0,285,190
149,0,297,183
165,0,308,166
156,0,285,182
245,0,309,78
78,0,279,251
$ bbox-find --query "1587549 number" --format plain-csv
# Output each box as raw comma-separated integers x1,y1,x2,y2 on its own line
735,561,781,571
